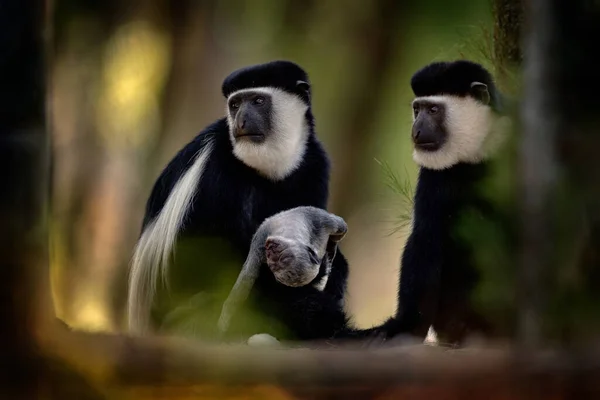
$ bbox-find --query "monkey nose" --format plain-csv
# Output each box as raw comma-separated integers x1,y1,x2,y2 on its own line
412,129,421,140
265,239,283,257
237,119,246,131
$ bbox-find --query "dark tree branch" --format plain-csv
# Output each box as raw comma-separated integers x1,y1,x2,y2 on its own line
329,0,410,216
35,324,600,399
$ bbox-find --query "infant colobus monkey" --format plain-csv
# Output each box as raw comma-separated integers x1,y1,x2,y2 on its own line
391,60,511,345
217,206,347,335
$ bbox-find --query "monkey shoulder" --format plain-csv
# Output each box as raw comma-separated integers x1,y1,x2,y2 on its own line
142,119,226,229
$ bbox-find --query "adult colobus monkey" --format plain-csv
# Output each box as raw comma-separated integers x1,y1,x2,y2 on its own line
128,61,350,340
390,60,512,345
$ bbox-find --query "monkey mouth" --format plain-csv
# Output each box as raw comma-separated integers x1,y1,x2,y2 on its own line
234,132,266,143
415,141,442,152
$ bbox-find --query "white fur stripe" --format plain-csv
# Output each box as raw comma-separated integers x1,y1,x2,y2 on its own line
128,139,214,334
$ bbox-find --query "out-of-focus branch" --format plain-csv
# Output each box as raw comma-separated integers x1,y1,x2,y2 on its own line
552,2,600,341
518,0,560,350
37,325,600,399
329,0,410,217
0,0,51,396
493,0,523,92
0,3,107,398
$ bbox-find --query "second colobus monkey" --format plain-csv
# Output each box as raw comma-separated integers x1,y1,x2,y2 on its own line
389,60,512,345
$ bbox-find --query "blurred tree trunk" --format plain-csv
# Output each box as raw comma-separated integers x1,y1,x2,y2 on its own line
551,0,600,343
52,0,179,331
519,0,560,350
329,0,411,217
51,0,126,329
519,0,600,347
81,0,175,332
492,0,524,92
0,1,123,397
0,1,103,398
0,0,51,396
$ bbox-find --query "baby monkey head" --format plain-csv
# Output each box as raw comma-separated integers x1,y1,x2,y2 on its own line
264,236,325,287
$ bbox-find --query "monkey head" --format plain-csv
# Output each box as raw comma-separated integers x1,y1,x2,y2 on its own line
409,60,510,170
264,236,323,287
222,61,314,181
263,226,346,288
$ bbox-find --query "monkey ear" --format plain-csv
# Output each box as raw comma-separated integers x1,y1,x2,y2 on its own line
329,231,347,243
470,81,490,105
325,240,339,263
296,80,311,102
330,217,348,241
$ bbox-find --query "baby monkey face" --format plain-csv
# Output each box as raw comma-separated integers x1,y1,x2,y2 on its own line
264,236,323,287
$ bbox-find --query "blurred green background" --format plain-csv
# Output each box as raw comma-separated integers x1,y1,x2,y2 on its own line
49,0,497,333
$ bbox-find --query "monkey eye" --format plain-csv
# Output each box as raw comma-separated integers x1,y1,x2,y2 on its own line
413,106,419,116
428,105,439,114
230,101,240,110
253,96,265,106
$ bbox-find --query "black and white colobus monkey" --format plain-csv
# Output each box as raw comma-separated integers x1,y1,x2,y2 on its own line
391,60,511,345
128,61,350,340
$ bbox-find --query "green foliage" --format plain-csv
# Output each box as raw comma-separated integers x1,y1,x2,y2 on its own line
152,236,292,341
452,23,496,71
441,18,521,95
375,158,415,236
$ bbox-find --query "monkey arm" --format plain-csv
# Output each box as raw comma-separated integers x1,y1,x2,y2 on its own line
319,215,349,303
322,250,349,305
217,230,268,334
315,213,348,267
267,283,350,340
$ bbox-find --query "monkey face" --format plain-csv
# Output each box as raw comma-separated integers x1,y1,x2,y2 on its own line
409,86,503,170
411,99,448,152
228,90,273,145
264,236,321,287
225,86,311,180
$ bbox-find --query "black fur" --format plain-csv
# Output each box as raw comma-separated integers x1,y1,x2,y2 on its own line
222,60,312,104
411,60,503,111
394,164,496,343
141,61,350,341
386,61,504,344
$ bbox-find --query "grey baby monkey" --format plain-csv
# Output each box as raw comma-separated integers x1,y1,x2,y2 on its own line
217,206,348,335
